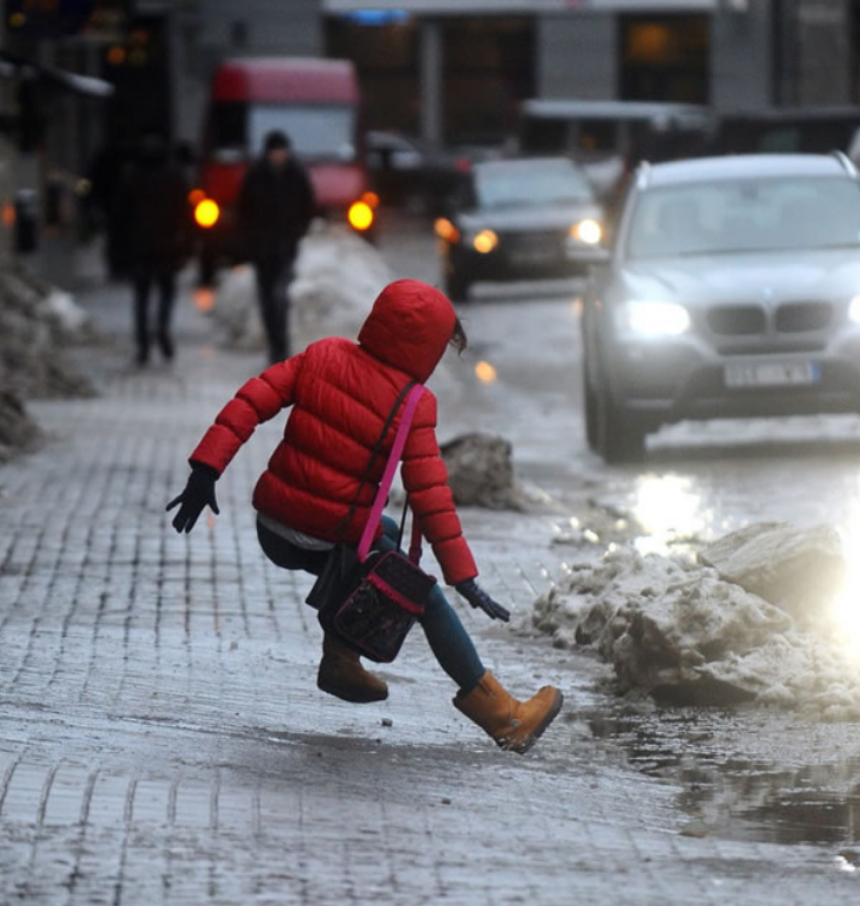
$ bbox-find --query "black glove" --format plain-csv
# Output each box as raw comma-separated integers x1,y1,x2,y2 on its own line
455,579,511,622
166,464,220,533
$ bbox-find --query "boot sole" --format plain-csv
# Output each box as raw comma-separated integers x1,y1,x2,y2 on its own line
504,689,564,755
317,675,389,704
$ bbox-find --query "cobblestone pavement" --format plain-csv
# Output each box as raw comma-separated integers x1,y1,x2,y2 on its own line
1,270,858,905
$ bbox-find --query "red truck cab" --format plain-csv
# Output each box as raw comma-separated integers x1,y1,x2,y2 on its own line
195,57,374,283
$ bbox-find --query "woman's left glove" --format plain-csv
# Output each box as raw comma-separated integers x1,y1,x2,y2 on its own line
166,464,220,533
455,579,511,622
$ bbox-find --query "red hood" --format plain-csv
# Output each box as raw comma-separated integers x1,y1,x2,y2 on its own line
358,280,456,382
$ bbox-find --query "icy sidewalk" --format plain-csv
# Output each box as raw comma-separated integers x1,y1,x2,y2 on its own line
0,263,856,904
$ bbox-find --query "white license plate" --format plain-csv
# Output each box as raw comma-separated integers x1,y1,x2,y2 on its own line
724,361,821,389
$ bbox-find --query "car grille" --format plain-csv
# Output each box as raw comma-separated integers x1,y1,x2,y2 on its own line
706,305,766,335
706,301,832,337
502,229,565,251
775,301,832,332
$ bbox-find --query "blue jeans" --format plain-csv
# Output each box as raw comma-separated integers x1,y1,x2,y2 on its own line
257,515,486,693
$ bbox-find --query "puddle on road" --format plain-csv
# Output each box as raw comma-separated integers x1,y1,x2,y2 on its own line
577,706,860,848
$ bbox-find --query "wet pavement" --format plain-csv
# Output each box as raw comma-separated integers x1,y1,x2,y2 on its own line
1,220,860,902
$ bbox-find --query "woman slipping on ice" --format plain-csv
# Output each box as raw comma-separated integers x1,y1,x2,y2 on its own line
167,279,563,753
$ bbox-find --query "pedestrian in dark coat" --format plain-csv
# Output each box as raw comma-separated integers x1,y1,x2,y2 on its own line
237,129,315,364
119,135,191,365
166,279,563,753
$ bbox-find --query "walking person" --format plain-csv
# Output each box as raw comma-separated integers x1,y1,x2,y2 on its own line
238,129,315,364
167,279,563,753
118,134,191,366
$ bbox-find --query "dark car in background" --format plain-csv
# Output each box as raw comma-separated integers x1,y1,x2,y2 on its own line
434,156,604,301
581,153,860,462
366,130,426,207
366,130,503,214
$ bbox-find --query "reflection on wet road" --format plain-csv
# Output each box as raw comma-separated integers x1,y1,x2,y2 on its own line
581,704,860,849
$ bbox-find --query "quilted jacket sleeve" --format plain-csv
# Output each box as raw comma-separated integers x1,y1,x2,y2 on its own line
189,353,304,476
401,391,478,586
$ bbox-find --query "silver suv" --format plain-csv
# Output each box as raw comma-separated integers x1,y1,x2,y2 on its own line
581,153,860,462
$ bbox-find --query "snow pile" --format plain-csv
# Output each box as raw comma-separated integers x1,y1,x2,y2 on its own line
0,269,95,399
290,223,392,348
533,523,860,719
698,522,845,619
209,265,264,350
440,432,551,511
211,223,392,351
0,390,40,463
0,269,95,461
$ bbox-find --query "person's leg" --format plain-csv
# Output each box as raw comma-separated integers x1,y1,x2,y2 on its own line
268,255,289,362
156,272,176,359
278,245,299,359
133,270,152,365
254,258,286,364
376,516,485,694
256,519,330,574
255,518,388,703
376,516,564,753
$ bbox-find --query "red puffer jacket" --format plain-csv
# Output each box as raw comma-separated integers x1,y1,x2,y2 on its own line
189,279,478,585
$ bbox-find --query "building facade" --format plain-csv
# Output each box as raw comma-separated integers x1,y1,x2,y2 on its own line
165,0,856,151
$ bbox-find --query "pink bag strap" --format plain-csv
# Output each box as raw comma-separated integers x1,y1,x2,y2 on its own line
357,383,425,562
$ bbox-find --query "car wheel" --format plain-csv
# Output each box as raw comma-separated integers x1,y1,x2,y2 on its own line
444,265,471,303
596,381,645,464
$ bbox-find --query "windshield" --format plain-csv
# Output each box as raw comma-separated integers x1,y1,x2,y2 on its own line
209,102,357,162
475,163,593,209
627,176,860,259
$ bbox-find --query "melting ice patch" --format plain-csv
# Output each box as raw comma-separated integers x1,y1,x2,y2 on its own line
533,523,860,720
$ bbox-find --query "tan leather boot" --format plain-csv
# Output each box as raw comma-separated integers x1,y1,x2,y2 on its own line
453,672,563,753
317,634,389,703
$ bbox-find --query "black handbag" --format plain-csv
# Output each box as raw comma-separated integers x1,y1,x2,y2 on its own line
307,382,437,663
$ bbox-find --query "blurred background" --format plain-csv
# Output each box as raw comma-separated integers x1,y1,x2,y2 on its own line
3,0,860,283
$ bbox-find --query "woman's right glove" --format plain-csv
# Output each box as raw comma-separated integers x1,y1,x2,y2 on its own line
455,579,511,622
166,464,220,533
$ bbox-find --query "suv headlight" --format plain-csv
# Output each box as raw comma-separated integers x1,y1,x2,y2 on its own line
570,218,602,245
460,228,498,253
616,300,690,337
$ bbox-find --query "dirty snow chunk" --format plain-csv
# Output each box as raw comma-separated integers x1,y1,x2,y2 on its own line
441,432,517,510
698,522,845,618
42,289,89,334
439,432,553,511
209,265,265,350
0,269,94,404
0,390,40,462
533,544,860,717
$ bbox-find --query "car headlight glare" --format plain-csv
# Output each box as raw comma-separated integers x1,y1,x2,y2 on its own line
570,218,602,245
347,200,374,231
850,295,860,323
618,300,690,337
434,217,460,243
473,229,498,254
194,198,220,229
